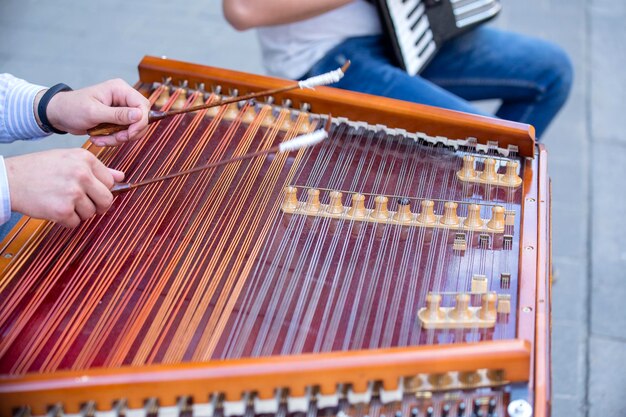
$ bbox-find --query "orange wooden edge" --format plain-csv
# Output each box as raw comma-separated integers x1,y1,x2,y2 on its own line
0,340,530,415
533,144,551,417
137,56,536,157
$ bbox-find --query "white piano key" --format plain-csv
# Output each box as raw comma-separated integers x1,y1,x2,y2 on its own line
398,14,429,55
453,0,497,17
415,28,434,52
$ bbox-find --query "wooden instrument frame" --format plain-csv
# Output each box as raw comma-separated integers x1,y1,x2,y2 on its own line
0,57,549,417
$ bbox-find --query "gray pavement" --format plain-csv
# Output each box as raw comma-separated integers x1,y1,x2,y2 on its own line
1,1,625,416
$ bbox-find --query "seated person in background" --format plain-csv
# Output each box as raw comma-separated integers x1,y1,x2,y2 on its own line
0,74,150,229
222,0,573,138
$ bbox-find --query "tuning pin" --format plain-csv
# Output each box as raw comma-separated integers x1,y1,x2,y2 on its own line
327,191,344,215
260,105,276,127
486,369,504,383
464,204,484,228
188,91,204,106
241,104,257,124
204,95,221,117
403,376,423,393
223,102,241,120
171,88,188,110
81,401,96,417
427,373,452,389
458,155,477,180
473,399,482,410
458,371,481,385
478,292,498,321
393,197,413,223
424,293,446,320
282,186,299,211
471,274,488,294
497,294,511,314
502,161,522,186
305,189,321,213
488,398,497,416
280,113,295,132
348,193,367,218
145,398,159,415
487,206,505,231
440,202,460,226
155,86,171,107
370,196,390,220
416,200,437,225
297,114,312,134
449,293,473,321
479,158,498,182
505,210,516,227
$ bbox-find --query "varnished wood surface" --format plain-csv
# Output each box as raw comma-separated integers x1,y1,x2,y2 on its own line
0,58,549,416
138,56,536,157
0,340,530,415
534,145,551,417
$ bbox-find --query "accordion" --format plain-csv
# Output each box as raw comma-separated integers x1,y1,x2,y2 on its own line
374,0,501,75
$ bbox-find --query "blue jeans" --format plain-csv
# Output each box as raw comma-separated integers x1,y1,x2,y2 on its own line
303,27,573,138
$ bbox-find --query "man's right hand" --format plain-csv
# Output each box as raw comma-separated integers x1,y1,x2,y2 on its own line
5,148,124,228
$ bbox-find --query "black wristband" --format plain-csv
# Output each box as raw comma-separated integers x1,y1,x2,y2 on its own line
37,83,73,134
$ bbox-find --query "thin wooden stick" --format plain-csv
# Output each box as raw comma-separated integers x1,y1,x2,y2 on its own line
110,119,332,195
110,146,279,194
89,62,349,137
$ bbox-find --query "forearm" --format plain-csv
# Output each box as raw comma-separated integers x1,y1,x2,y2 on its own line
223,0,355,30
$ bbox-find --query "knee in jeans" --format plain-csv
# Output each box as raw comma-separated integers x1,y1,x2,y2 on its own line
546,45,574,101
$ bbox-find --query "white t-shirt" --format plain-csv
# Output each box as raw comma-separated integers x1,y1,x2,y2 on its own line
257,1,382,79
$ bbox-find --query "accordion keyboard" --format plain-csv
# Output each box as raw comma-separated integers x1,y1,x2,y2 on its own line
377,0,501,75
381,0,437,75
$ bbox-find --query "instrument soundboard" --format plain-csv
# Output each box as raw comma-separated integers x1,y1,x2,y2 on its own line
0,57,550,417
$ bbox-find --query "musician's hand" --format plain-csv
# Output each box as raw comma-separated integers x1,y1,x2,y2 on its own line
45,78,151,147
5,148,124,228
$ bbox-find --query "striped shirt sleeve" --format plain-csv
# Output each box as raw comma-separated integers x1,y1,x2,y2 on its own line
0,156,11,224
0,73,50,142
